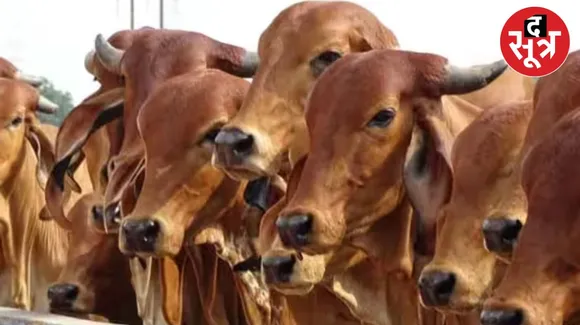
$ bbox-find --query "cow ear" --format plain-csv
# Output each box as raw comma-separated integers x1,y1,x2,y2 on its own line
26,124,56,191
159,257,183,325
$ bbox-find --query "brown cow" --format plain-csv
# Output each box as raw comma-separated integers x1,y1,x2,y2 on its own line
0,56,59,112
480,51,580,325
212,1,399,181
87,28,259,231
0,78,92,311
47,192,139,325
44,28,154,231
262,49,504,323
418,100,533,313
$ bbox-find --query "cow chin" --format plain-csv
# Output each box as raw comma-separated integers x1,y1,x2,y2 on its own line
119,217,183,258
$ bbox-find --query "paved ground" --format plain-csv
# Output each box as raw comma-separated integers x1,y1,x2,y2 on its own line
0,307,124,325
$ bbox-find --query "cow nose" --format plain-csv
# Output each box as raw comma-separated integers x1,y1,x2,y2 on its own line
276,214,313,248
91,204,104,222
262,255,296,284
482,218,522,253
418,271,456,306
104,202,122,224
480,309,524,325
122,219,160,253
215,127,254,158
48,283,79,308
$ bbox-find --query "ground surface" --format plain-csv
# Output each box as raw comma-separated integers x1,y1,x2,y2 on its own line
0,307,123,325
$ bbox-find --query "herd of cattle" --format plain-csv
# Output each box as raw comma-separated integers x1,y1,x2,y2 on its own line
0,1,578,325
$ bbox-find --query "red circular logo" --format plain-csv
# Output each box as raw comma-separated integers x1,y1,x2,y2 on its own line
500,7,570,77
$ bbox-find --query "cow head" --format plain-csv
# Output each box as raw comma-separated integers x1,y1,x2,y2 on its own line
0,78,59,188
48,192,138,324
275,49,506,256
91,29,259,234
212,1,399,180
418,100,532,313
118,71,249,257
482,108,580,325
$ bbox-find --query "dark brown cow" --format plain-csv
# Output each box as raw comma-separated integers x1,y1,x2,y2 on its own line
480,50,580,325
418,100,532,313
47,192,139,325
44,28,153,231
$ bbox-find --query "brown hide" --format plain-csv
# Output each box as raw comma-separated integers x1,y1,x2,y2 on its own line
213,1,399,180
48,192,139,324
481,51,580,325
419,100,533,312
0,78,91,311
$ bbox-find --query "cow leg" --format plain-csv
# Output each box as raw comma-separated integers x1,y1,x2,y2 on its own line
10,223,34,310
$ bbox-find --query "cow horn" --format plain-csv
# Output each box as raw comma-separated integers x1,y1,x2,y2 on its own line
37,95,59,114
85,50,96,75
15,71,43,87
241,51,260,76
94,34,124,75
440,59,507,95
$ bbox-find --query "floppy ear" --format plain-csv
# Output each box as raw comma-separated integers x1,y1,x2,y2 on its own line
403,96,481,256
26,124,56,191
285,155,308,203
50,88,124,193
160,257,183,325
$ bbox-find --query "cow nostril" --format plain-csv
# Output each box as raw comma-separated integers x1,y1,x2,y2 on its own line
482,218,522,253
104,202,121,223
233,134,254,156
418,271,456,306
215,128,254,157
276,214,313,247
143,220,160,242
91,205,104,221
262,255,296,283
64,285,79,301
480,309,524,325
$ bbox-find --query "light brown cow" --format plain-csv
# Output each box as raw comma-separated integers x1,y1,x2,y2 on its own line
0,78,92,311
47,192,139,325
0,56,60,112
212,1,399,181
480,51,580,325
418,100,533,313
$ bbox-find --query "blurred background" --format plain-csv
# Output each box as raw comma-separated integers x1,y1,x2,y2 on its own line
0,0,576,125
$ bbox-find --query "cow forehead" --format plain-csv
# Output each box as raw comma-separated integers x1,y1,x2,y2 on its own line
0,79,34,115
259,2,383,58
306,51,409,128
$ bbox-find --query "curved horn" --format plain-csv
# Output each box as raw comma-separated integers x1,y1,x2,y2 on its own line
440,59,507,95
94,34,124,75
84,50,96,75
15,71,43,87
240,51,260,77
37,95,59,114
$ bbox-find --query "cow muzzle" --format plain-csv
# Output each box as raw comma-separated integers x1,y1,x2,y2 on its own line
262,255,296,284
121,218,160,253
214,127,255,166
480,308,524,325
418,270,456,307
91,203,121,233
276,214,313,248
482,218,522,255
48,283,79,311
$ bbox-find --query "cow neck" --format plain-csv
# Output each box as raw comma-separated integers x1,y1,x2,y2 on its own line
1,141,69,303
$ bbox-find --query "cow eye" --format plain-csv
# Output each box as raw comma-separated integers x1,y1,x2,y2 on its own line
310,51,342,77
7,116,23,129
367,108,395,128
